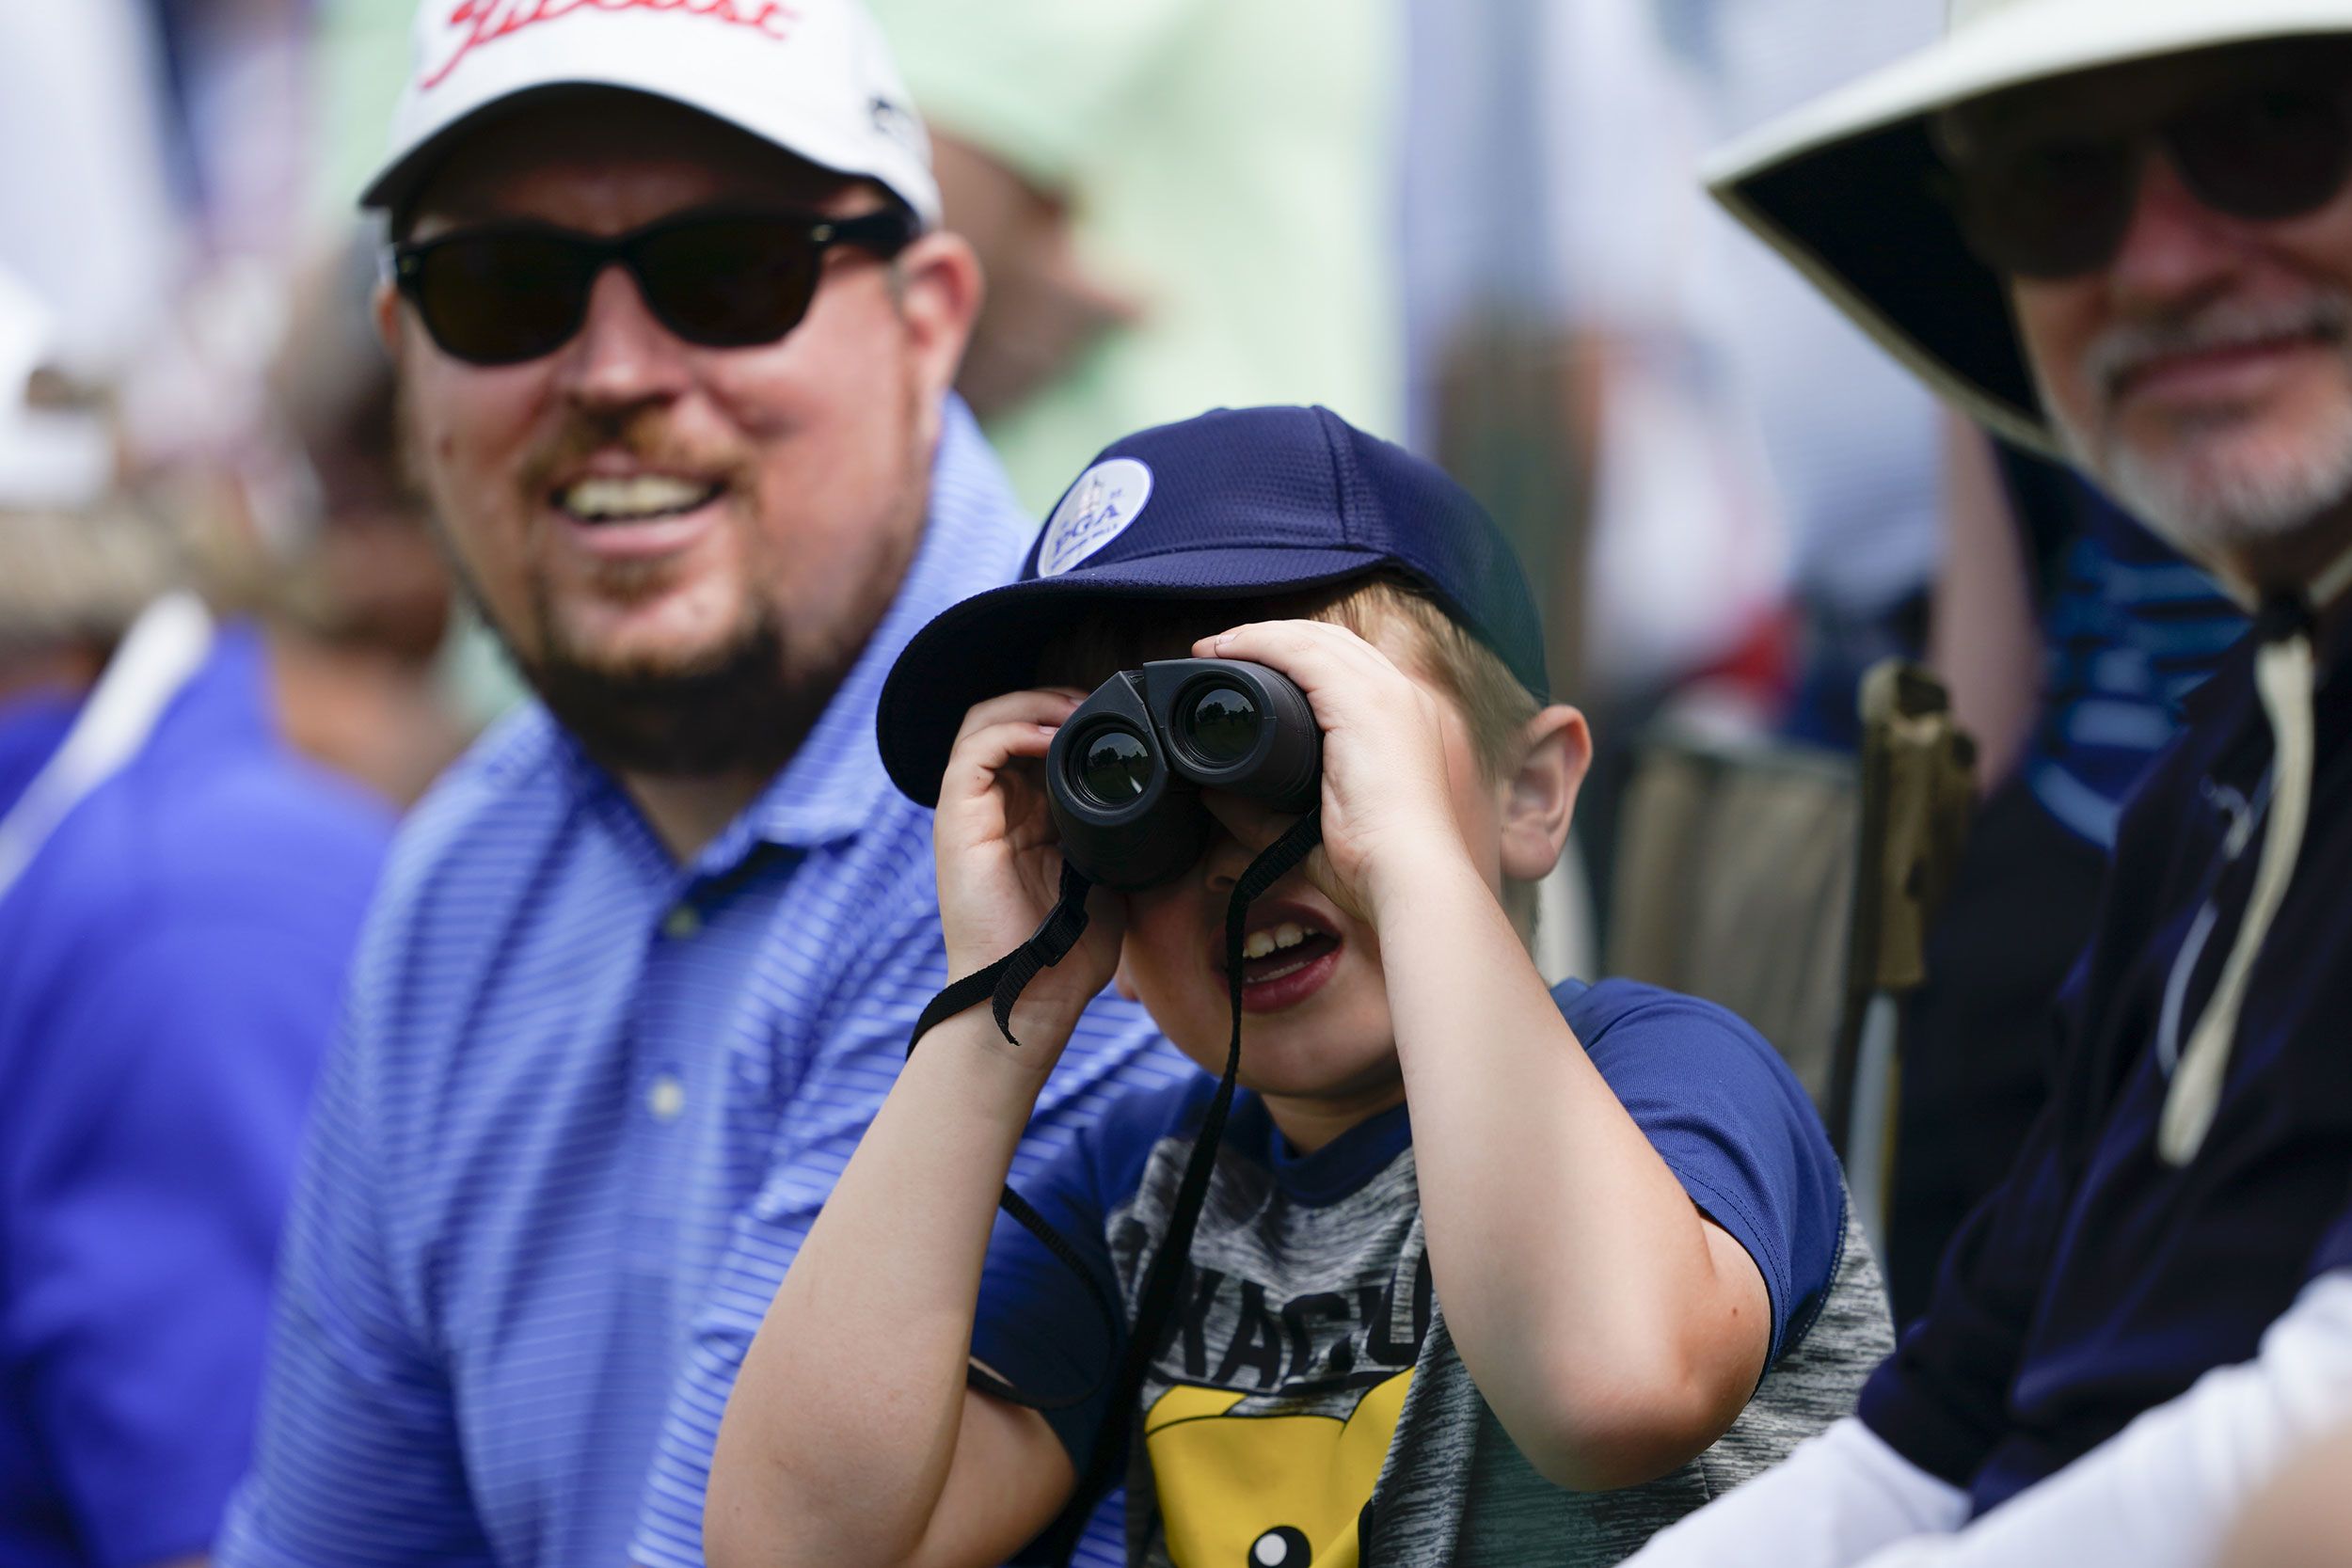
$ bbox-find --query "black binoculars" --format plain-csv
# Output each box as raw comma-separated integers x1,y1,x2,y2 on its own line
1046,659,1322,890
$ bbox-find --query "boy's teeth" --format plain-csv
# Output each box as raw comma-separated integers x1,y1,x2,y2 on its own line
560,475,718,521
1242,923,1312,961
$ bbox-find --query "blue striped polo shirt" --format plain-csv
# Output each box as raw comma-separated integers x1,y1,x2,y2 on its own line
218,401,1185,1568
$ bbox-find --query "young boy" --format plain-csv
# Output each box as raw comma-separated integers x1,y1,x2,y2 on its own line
707,406,1890,1567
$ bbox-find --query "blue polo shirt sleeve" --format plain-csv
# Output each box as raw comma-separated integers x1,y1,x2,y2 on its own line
1562,979,1850,1365
215,1008,496,1567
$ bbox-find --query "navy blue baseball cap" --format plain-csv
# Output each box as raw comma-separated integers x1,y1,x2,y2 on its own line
878,405,1549,808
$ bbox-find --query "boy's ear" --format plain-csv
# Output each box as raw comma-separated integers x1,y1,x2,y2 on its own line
1499,705,1590,885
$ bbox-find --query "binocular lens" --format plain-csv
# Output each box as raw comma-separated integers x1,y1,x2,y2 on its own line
1181,685,1262,767
1075,725,1154,805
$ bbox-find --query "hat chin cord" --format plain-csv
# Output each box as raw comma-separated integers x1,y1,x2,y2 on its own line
903,809,1325,1562
2161,539,2352,1164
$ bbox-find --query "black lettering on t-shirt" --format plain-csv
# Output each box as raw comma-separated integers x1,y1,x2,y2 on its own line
1214,1279,1286,1389
1360,1252,1432,1368
1279,1292,1352,1385
1165,1267,1228,1380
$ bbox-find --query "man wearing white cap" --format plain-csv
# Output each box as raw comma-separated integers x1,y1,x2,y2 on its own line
1627,5,2352,1567
219,6,1173,1565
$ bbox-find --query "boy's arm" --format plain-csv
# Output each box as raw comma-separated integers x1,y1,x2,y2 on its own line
1373,850,1776,1488
705,689,1125,1568
705,1006,1078,1568
1199,619,1779,1491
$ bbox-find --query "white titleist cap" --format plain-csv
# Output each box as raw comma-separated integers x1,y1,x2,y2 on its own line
361,0,941,229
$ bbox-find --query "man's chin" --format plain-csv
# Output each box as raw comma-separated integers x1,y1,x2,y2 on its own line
517,622,830,781
2080,417,2352,565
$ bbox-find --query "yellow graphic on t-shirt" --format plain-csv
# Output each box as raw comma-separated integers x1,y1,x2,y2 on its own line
1143,1370,1413,1568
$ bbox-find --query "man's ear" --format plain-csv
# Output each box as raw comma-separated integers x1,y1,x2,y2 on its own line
1499,705,1590,885
372,278,403,358
891,230,985,409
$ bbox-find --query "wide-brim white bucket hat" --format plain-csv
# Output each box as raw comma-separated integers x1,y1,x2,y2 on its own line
1707,0,2352,456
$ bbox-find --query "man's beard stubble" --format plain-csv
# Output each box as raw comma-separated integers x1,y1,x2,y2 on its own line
2042,292,2352,565
404,396,905,784
526,591,834,780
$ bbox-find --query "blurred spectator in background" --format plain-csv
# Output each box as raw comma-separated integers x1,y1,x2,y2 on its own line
1403,0,1940,925
866,0,1404,515
219,6,1172,1566
1403,0,1788,935
1,0,475,811
0,272,390,1568
259,238,470,805
1406,0,1784,716
1656,0,1947,753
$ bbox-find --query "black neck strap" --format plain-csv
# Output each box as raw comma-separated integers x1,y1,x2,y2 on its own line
903,809,1326,1565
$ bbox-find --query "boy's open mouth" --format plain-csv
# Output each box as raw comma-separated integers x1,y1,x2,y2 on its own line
1218,910,1343,1012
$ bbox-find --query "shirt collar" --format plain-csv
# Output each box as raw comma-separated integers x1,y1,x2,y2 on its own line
558,397,1033,875
0,621,272,818
1249,1092,1416,1208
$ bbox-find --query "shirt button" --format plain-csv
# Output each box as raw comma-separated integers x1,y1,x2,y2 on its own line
662,904,702,940
647,1074,686,1123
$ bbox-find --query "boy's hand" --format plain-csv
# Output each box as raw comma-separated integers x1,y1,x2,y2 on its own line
934,689,1128,1052
1196,621,1476,924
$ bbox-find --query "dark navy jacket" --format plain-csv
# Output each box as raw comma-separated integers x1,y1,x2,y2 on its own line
1862,624,2352,1515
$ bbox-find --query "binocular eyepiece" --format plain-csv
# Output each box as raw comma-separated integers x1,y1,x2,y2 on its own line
1046,659,1322,889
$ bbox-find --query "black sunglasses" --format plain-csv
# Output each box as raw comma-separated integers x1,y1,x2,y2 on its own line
1939,74,2352,280
389,206,919,366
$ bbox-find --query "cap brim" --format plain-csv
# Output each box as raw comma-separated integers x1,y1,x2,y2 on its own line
1707,0,2352,453
877,545,1388,807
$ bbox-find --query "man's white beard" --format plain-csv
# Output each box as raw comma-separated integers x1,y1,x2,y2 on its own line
2040,293,2352,564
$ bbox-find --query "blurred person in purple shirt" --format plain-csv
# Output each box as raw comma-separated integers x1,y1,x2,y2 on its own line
0,277,391,1568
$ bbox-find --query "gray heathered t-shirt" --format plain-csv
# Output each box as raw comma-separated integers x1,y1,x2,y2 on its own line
972,979,1894,1566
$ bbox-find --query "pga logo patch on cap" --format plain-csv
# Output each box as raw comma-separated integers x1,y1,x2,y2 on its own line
1039,458,1152,577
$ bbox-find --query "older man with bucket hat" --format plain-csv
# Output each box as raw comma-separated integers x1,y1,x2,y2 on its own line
1626,3,2352,1567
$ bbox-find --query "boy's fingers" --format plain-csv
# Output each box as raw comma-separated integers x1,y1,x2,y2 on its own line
953,687,1085,748
944,721,1059,784
1195,620,1399,699
1196,618,1348,662
939,719,1067,815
